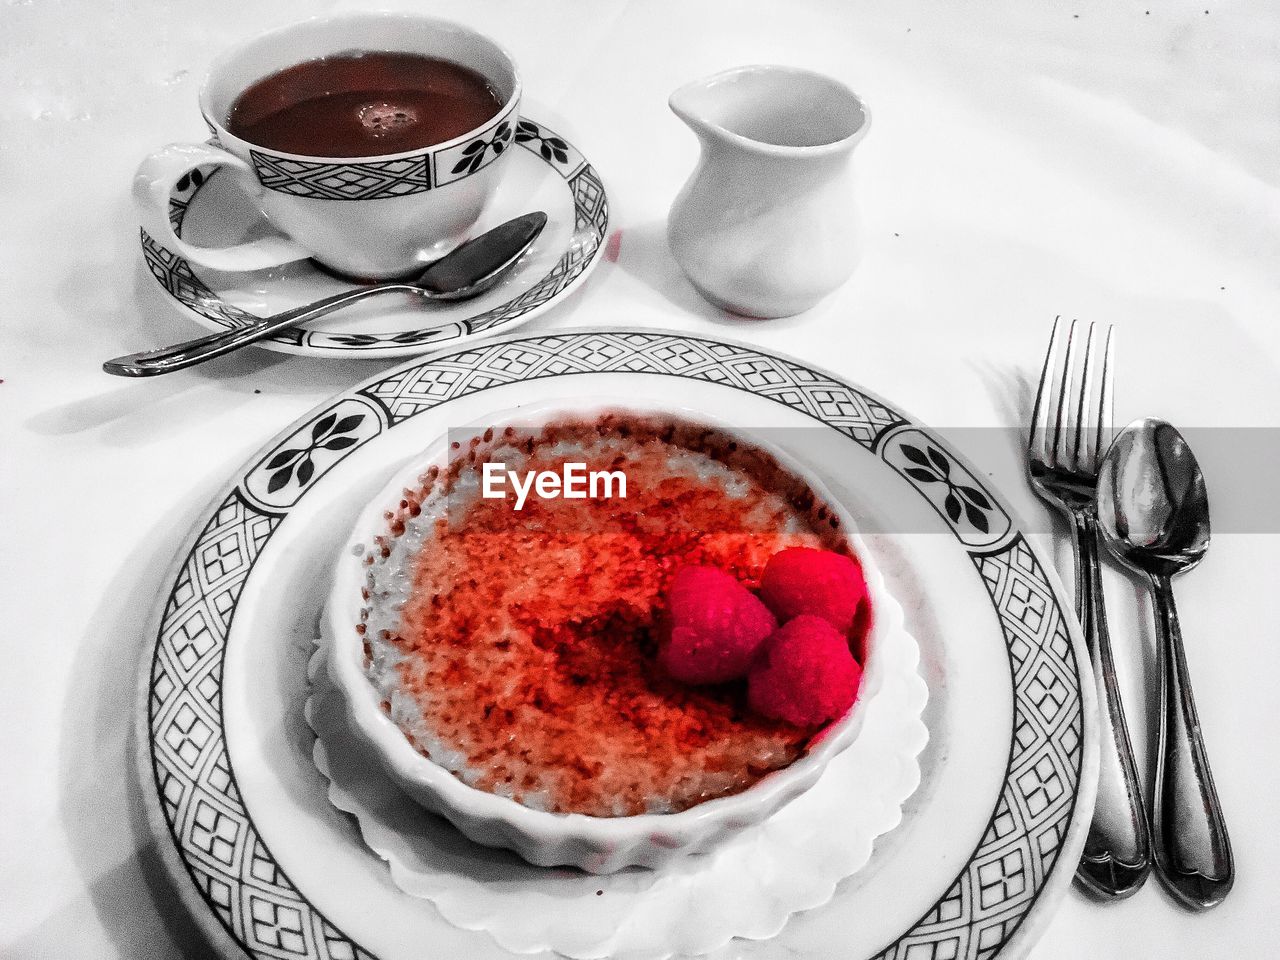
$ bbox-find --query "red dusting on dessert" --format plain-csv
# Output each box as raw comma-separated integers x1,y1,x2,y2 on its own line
748,615,862,727
659,566,777,685
389,420,841,817
760,547,868,635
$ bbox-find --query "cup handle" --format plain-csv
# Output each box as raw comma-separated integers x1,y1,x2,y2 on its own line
134,142,312,272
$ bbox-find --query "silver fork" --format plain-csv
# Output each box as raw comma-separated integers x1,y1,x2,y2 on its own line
1028,317,1151,898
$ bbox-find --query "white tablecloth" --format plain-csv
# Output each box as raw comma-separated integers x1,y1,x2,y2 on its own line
3,0,1278,956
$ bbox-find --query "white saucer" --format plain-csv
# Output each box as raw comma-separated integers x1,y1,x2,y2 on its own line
139,118,608,358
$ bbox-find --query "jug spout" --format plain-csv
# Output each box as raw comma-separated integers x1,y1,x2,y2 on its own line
668,78,721,143
668,65,869,156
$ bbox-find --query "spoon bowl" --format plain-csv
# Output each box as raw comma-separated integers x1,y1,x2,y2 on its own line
1097,418,1210,578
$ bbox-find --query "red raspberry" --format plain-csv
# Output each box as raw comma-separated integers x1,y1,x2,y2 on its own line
659,566,777,685
759,547,867,636
747,615,862,727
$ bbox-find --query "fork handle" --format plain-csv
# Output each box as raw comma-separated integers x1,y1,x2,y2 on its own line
1149,574,1233,908
1071,510,1152,898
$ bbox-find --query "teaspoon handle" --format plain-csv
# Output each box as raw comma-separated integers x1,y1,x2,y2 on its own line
102,284,416,377
1150,574,1234,909
1071,511,1152,898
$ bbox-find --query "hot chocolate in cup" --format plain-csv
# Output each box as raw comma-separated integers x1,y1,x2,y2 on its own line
135,13,522,280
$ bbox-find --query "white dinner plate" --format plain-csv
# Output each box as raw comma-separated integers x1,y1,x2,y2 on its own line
138,118,608,358
138,328,1097,960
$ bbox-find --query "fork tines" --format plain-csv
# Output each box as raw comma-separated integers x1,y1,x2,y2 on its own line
1029,317,1116,477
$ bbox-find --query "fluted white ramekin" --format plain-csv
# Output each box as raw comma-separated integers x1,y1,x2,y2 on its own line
320,398,899,873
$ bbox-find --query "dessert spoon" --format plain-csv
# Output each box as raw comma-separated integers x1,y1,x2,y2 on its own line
103,211,547,378
1096,417,1233,909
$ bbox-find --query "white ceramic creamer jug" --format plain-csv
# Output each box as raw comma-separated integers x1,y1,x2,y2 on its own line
667,66,870,318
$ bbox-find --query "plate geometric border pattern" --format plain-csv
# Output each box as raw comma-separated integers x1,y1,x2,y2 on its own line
146,330,1084,960
139,119,608,354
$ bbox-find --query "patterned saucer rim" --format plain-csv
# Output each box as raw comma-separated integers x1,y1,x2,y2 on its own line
138,117,609,359
137,327,1099,960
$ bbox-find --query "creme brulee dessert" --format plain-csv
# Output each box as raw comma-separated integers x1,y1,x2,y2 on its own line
356,413,864,817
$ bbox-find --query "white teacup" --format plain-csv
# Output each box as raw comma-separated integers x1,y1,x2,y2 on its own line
135,13,522,279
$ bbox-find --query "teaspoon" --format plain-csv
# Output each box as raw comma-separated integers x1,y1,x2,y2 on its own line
103,211,547,378
1096,418,1233,909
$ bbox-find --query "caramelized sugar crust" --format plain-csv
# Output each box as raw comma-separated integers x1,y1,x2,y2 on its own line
362,415,850,817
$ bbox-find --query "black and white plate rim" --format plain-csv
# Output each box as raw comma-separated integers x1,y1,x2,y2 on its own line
139,328,1094,960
